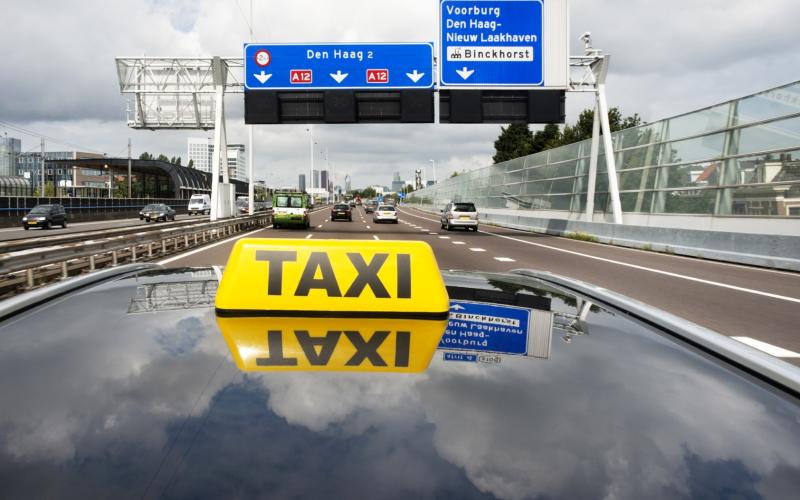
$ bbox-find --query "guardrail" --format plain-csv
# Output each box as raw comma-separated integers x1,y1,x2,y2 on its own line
0,213,271,297
0,215,213,253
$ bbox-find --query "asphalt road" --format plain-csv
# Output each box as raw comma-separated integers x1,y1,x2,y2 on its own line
0,214,204,242
159,205,800,365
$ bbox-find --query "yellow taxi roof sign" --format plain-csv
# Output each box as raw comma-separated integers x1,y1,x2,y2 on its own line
215,239,449,318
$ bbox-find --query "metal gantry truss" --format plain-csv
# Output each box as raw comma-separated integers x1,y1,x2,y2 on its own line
115,37,623,224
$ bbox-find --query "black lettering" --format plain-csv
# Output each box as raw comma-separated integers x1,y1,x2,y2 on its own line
294,252,342,296
344,330,388,366
256,250,297,295
295,330,341,366
256,331,298,366
396,253,411,298
394,331,410,367
344,253,390,298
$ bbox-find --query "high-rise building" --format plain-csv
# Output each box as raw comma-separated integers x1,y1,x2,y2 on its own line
298,174,306,192
227,144,247,182
320,170,329,192
344,174,351,193
311,169,320,189
391,171,404,192
187,138,247,181
0,136,21,177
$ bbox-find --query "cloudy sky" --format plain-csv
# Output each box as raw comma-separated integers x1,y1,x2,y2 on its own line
1,0,797,188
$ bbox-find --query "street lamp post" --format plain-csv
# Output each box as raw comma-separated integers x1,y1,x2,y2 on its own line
105,164,112,198
429,159,436,184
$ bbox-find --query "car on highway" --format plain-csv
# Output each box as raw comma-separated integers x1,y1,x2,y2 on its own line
21,204,67,230
348,200,356,208
272,190,310,229
373,204,398,223
187,194,211,215
330,203,353,221
141,203,176,222
441,201,479,231
364,200,377,213
0,238,798,499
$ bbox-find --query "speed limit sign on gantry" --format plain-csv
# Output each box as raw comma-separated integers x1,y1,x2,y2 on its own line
254,49,271,67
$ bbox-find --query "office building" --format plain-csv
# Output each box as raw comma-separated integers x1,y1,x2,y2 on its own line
0,136,21,177
391,171,405,192
187,138,247,181
320,170,329,192
17,150,104,191
344,175,351,193
298,174,306,192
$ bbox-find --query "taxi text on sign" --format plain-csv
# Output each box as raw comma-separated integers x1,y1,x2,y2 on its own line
215,239,450,372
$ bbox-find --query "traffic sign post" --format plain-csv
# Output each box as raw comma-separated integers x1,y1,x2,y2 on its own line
439,0,545,88
244,43,434,90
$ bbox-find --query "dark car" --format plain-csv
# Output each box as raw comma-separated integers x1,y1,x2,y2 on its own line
330,203,352,221
0,260,798,499
141,203,175,222
22,204,67,230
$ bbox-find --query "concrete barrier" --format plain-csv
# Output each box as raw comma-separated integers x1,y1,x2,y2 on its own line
409,204,800,272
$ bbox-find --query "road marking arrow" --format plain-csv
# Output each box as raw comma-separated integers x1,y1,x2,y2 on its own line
456,67,475,80
406,70,425,83
450,304,465,311
253,71,272,84
330,70,349,84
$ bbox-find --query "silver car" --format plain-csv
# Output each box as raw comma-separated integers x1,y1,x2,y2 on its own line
441,202,478,231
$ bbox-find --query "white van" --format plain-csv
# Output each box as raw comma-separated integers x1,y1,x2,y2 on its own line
188,194,211,215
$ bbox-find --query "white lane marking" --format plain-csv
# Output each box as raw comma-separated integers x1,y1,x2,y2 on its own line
366,225,371,229
428,232,438,235
398,208,800,305
732,337,800,358
158,226,268,265
470,248,486,252
438,236,450,239
317,224,323,228
373,235,380,240
305,234,313,239
494,257,516,262
453,241,466,245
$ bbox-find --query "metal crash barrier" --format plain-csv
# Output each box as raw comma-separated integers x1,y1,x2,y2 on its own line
0,214,271,297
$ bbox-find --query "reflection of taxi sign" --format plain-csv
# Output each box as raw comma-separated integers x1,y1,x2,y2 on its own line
216,239,448,317
215,239,449,372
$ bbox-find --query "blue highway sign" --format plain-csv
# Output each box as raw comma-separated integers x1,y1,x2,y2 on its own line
439,0,543,87
244,43,434,90
438,300,531,355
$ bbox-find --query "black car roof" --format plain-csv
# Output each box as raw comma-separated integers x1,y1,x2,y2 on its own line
0,265,798,498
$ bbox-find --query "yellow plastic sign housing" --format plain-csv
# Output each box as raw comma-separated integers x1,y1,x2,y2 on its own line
214,239,450,372
217,317,447,372
215,239,449,319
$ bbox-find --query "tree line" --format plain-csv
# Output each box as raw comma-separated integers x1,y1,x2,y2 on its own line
138,152,193,168
492,107,643,164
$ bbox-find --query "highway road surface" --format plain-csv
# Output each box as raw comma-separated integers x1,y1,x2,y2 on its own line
158,205,800,366
0,214,205,242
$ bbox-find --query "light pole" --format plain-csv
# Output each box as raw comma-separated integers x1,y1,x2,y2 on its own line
105,164,111,198
308,126,314,192
429,159,436,184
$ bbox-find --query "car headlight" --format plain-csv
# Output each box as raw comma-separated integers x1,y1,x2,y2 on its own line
38,217,47,221
22,217,27,221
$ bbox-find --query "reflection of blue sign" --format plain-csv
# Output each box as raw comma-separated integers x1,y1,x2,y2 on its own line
444,352,477,362
438,300,530,355
244,43,434,90
439,0,543,87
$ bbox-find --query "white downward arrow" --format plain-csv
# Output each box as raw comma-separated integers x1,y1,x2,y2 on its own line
253,71,272,84
330,70,349,83
406,70,425,83
456,67,475,80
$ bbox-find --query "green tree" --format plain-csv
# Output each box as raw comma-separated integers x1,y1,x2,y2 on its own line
450,171,460,178
361,187,377,198
404,184,415,193
493,123,534,163
44,182,55,197
156,154,170,163
139,152,154,160
187,159,194,168
530,123,562,155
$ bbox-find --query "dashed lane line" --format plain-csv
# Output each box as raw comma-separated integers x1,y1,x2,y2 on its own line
397,208,800,305
470,248,486,252
732,337,800,358
494,257,516,262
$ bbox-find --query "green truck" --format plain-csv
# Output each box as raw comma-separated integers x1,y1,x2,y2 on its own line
272,190,310,229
